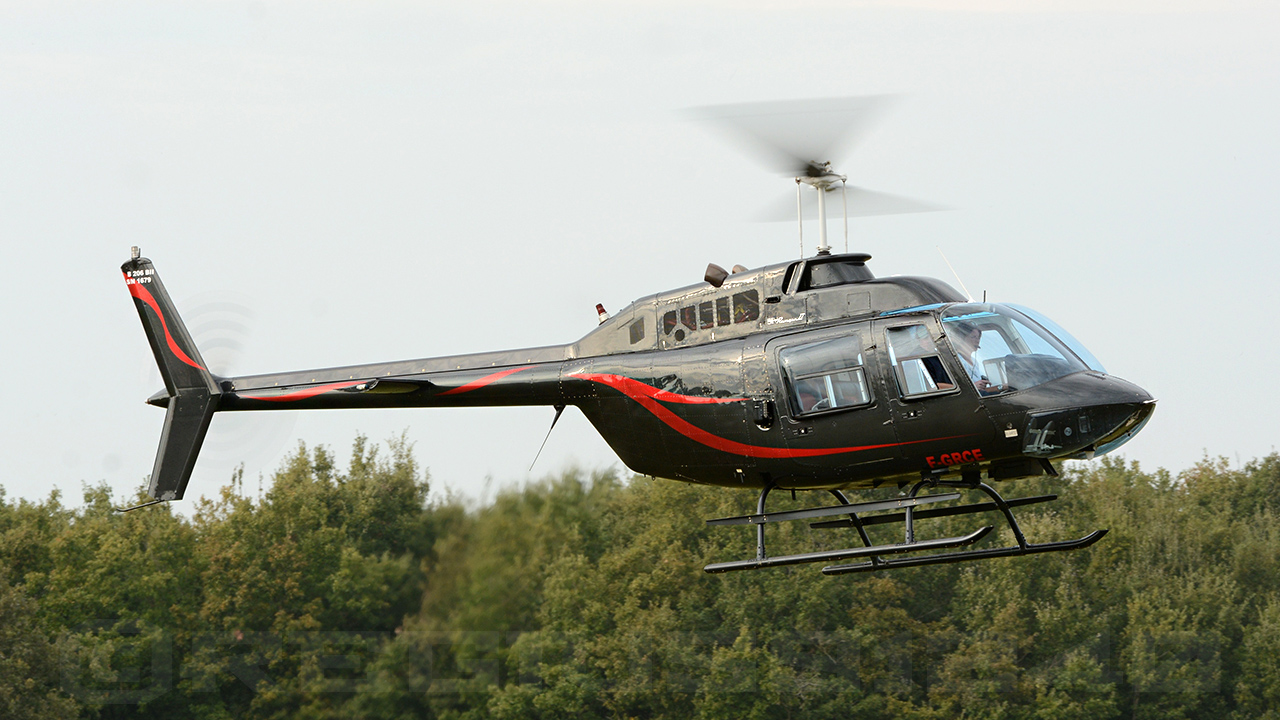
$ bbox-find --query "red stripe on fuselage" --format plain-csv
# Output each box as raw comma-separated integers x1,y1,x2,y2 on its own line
438,366,532,395
572,372,972,459
123,273,205,372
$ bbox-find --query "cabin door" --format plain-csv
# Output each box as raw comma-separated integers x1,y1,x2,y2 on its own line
765,326,898,478
872,317,995,463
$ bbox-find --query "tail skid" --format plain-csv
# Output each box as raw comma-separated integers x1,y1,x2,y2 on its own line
122,248,220,505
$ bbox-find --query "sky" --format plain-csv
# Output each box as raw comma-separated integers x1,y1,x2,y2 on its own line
1,0,1277,508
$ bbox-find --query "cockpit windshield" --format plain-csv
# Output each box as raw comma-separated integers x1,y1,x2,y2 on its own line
940,304,1092,395
1007,304,1107,373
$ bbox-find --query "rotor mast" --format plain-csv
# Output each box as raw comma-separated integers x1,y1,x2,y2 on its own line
796,161,847,257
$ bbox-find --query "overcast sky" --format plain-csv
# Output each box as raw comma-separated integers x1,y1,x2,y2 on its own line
2,0,1277,508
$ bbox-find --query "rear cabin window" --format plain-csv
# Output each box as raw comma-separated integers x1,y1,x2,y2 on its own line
886,324,956,398
732,290,760,323
698,301,715,329
781,335,871,415
662,289,760,343
681,306,698,331
715,297,731,326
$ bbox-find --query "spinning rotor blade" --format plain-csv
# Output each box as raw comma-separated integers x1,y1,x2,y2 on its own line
183,300,253,376
158,293,297,471
686,95,899,176
754,185,946,223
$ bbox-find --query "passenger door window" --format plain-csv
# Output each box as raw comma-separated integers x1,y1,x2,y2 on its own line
780,335,871,416
886,324,956,397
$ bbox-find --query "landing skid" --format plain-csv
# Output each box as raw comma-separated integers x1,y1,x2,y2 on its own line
703,479,1106,575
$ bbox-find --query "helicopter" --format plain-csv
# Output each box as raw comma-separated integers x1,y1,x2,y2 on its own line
120,98,1155,575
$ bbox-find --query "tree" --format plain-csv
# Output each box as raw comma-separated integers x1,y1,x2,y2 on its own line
186,436,433,720
0,570,78,720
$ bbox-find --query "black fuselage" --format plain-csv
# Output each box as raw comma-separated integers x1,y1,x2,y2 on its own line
183,254,1152,492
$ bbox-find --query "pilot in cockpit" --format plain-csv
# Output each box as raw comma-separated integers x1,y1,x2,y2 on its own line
951,321,1002,396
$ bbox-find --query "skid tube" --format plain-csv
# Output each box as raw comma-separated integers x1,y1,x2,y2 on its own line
703,479,1106,575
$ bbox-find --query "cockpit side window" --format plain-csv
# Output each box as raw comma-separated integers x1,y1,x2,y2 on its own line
941,304,1090,394
886,324,956,398
629,318,645,345
780,335,872,416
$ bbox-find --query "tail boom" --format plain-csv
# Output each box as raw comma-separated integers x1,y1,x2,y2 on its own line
219,357,569,410
123,250,573,502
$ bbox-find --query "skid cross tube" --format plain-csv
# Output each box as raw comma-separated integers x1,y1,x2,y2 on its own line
755,484,772,562
809,494,1058,530
828,489,885,569
705,484,968,574
706,492,961,526
821,480,1107,575
703,480,1107,576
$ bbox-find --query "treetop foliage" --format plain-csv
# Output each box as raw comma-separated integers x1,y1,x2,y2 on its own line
3,438,1280,719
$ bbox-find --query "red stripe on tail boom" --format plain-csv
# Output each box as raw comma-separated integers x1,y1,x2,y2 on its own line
439,366,532,395
245,380,369,402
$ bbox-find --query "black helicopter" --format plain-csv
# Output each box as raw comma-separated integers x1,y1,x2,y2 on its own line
121,99,1155,575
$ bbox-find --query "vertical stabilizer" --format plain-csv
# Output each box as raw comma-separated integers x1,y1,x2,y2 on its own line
122,249,220,501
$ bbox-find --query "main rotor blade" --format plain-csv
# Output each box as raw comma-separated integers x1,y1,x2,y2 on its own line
754,185,947,222
686,95,899,176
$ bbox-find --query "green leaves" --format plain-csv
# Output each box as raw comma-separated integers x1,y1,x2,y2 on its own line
0,572,78,720
7,446,1280,718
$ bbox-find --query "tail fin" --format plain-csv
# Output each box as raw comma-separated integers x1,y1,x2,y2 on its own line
122,248,220,501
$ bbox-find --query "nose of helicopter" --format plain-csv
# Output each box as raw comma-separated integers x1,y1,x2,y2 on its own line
1011,373,1156,460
